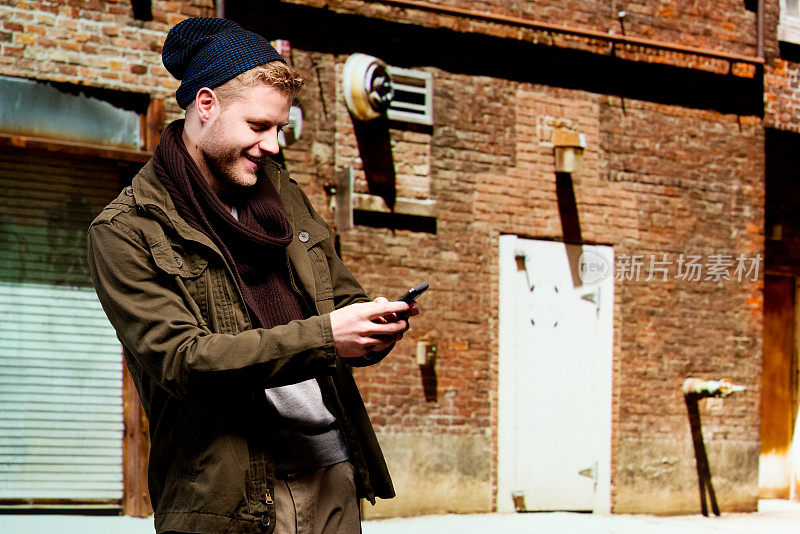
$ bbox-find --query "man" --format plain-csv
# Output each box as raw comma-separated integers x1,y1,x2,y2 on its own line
88,17,417,534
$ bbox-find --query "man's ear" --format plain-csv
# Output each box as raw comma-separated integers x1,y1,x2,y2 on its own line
193,88,218,124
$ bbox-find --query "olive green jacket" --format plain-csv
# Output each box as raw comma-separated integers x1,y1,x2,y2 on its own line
87,159,393,534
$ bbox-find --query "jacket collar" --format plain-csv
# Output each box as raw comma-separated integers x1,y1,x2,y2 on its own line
132,157,291,251
132,155,330,313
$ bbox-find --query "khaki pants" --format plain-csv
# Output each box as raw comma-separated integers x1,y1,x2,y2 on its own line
273,461,361,534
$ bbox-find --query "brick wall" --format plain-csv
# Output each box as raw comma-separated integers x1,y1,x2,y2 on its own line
1,0,771,518
764,0,800,134
0,0,213,114
273,21,764,511
601,100,764,512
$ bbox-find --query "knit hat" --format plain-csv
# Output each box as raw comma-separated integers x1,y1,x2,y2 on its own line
162,17,285,109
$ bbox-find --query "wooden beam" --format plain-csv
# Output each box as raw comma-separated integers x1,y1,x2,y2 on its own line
352,192,438,218
121,357,153,517
121,96,161,516
0,133,150,163
145,98,165,151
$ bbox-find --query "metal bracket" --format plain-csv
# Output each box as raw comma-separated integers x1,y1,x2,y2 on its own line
514,249,535,291
333,167,353,232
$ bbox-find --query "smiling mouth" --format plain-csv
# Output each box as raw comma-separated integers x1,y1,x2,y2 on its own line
243,155,261,168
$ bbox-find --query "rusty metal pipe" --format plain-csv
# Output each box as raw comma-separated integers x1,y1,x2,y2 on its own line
683,377,746,398
758,0,765,59
341,0,766,65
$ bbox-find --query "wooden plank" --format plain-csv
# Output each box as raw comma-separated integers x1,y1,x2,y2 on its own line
760,275,795,499
352,193,438,218
0,133,150,163
145,98,164,151
334,167,354,232
119,92,156,516
122,363,152,517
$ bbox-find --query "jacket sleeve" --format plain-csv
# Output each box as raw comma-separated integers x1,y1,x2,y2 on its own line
313,214,396,368
87,218,338,399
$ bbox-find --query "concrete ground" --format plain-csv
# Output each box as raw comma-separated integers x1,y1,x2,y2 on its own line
1,499,799,533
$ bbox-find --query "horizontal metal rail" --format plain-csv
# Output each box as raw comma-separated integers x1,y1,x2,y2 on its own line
317,0,765,66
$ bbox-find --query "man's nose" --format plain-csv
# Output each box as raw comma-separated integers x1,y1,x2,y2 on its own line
258,130,280,155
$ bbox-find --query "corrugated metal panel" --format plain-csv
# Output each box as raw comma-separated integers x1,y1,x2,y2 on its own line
0,148,126,502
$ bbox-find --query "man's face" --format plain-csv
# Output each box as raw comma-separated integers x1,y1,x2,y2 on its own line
199,84,291,192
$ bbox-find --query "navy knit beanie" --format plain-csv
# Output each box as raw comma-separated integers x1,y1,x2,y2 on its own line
162,17,286,109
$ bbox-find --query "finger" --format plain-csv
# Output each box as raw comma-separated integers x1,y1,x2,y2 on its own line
367,319,407,335
370,338,396,352
408,301,420,317
365,301,410,319
373,296,389,304
379,312,398,323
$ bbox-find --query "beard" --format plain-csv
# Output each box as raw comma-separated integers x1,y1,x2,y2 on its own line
200,118,260,200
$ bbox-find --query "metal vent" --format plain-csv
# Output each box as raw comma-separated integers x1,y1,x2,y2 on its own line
386,66,433,126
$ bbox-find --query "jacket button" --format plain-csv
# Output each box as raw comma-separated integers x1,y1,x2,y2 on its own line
174,256,183,268
298,231,310,243
124,187,133,196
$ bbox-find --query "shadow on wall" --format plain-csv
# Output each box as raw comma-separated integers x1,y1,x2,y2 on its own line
234,1,763,117
353,116,397,208
419,362,437,403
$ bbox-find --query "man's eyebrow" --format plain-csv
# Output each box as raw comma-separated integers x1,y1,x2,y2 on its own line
245,118,291,126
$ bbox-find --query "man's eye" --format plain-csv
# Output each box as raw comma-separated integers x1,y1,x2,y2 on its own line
249,123,267,132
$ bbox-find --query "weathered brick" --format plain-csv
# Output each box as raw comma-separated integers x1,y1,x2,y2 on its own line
15,32,36,45
0,0,779,519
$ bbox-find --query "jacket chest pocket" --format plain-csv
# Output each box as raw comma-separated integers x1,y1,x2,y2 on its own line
288,224,334,315
149,239,213,327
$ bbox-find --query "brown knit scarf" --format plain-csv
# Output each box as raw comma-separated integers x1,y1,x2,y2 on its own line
153,119,305,328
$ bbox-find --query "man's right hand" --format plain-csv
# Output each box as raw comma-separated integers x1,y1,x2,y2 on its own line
329,300,411,358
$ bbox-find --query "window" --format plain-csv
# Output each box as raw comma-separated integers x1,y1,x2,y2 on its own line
779,0,800,44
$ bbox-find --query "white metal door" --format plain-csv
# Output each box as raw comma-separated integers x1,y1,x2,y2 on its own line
497,236,613,513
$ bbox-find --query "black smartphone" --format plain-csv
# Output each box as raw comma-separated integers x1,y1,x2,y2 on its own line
399,282,429,303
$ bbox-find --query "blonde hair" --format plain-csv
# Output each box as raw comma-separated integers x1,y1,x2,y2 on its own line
214,62,304,106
